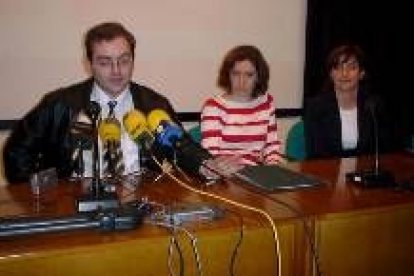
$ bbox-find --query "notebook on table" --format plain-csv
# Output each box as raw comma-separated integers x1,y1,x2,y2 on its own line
235,164,321,192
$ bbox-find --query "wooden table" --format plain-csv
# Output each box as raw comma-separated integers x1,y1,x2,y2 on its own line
1,152,414,276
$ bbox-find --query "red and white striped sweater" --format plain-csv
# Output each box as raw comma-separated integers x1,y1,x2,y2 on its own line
201,93,282,165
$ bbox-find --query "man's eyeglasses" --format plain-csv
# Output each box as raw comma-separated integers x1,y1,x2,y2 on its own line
94,54,133,69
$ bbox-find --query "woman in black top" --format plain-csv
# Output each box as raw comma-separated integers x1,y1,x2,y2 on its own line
304,44,393,159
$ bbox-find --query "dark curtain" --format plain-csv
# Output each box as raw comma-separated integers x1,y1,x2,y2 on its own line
304,0,411,148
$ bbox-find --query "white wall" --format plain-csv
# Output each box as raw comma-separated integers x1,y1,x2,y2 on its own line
0,0,306,119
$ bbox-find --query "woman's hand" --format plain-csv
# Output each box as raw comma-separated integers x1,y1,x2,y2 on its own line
202,155,245,178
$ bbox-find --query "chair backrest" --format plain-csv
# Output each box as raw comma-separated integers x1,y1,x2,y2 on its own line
188,124,201,143
286,120,306,161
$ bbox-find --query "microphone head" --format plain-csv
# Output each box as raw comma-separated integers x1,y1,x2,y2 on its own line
123,109,149,140
86,101,101,120
123,110,154,150
98,117,121,142
70,110,93,138
147,109,183,148
147,109,172,133
157,122,183,148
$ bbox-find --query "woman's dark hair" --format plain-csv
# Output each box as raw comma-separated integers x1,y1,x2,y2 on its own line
85,22,136,61
217,45,269,98
323,44,366,92
326,44,366,72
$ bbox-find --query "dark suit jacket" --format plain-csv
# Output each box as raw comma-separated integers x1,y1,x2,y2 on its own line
3,78,208,183
303,89,393,159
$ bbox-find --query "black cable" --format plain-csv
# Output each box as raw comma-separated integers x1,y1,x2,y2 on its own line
168,228,185,276
168,222,203,276
173,233,185,276
201,161,322,276
248,189,324,276
225,208,244,276
145,220,186,276
213,178,279,276
172,162,280,276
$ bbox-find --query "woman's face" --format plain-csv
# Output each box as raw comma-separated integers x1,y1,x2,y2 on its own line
330,55,365,93
229,59,257,97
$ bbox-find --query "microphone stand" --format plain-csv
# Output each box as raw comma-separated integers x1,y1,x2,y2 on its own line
76,104,119,213
138,141,151,175
91,115,103,196
72,139,85,181
346,100,395,187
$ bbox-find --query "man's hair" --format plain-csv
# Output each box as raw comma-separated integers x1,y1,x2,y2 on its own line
217,45,269,99
84,22,136,61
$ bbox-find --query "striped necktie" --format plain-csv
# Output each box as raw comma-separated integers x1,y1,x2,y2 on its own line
108,100,117,117
102,101,125,178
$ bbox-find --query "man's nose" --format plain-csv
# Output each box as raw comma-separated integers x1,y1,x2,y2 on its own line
111,61,121,74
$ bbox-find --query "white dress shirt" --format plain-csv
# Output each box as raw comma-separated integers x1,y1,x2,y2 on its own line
80,83,140,177
339,107,358,150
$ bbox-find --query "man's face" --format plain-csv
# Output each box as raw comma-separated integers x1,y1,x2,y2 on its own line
90,36,134,98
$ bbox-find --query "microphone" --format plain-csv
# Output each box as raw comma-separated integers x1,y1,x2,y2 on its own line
146,109,212,174
70,110,94,176
98,117,121,143
147,109,184,148
76,102,119,213
70,110,94,138
86,100,101,121
84,101,102,181
123,109,154,149
123,109,155,172
71,139,85,176
346,98,395,187
98,117,123,176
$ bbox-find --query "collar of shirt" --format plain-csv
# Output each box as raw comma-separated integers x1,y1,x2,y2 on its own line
91,82,133,118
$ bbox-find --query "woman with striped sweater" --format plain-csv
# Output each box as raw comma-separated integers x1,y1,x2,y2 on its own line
201,45,283,167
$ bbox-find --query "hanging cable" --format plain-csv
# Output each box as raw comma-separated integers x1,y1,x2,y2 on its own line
150,155,281,276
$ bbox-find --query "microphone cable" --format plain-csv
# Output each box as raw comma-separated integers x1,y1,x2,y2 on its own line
225,208,245,276
161,158,245,275
150,154,282,276
197,155,323,275
241,184,324,276
167,227,185,276
143,197,203,276
202,160,323,276
126,108,280,274
150,221,202,276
